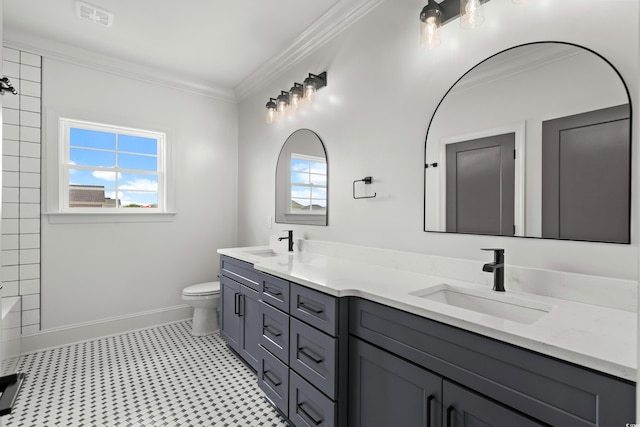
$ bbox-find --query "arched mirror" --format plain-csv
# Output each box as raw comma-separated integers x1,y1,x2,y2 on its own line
424,42,631,243
276,129,328,226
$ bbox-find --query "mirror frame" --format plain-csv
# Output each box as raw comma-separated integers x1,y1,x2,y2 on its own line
275,128,329,226
423,41,632,242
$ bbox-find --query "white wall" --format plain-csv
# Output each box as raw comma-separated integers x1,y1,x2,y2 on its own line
237,0,639,281
39,58,238,331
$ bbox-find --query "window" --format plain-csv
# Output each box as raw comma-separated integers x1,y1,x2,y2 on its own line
289,153,327,214
59,118,166,212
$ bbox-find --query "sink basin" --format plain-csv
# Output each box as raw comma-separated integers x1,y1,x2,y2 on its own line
244,249,280,257
410,284,553,324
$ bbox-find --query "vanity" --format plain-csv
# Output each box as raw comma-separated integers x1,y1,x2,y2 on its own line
218,245,636,427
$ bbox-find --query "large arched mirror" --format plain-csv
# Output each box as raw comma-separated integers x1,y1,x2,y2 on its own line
424,42,631,243
276,129,328,226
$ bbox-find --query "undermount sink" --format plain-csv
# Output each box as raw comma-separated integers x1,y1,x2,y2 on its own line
244,249,280,257
410,284,553,324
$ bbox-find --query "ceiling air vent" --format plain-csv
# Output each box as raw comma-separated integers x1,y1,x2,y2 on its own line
75,1,114,27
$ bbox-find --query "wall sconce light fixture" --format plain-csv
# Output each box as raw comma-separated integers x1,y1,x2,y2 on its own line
419,0,496,48
265,72,327,124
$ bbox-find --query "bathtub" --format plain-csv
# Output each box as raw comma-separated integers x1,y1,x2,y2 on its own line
1,297,21,375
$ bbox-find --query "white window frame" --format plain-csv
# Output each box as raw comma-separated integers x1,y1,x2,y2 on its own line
58,118,167,214
288,153,327,215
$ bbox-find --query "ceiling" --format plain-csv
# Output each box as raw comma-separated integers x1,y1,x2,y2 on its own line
3,0,374,101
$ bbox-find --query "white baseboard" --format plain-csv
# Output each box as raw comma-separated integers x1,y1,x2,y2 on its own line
21,304,193,354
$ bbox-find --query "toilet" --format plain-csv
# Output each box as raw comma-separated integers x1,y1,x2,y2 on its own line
182,281,221,336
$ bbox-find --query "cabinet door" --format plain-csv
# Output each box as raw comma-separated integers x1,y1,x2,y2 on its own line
443,381,545,427
239,284,260,371
220,276,241,353
349,337,441,427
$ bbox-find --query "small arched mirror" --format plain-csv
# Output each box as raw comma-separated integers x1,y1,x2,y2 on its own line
424,42,631,243
276,129,328,226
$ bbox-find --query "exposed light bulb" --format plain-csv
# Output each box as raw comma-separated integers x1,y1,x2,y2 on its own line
460,0,484,29
265,98,277,124
421,16,441,49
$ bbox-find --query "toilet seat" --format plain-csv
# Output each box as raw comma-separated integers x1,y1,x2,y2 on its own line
182,281,220,297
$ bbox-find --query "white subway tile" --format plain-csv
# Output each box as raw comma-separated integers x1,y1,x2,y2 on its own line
3,93,19,109
22,309,40,326
19,80,41,98
20,156,40,173
20,64,41,83
1,234,18,250
1,281,19,297
20,126,41,143
20,188,40,203
3,124,19,141
3,48,19,63
2,219,18,234
3,187,19,203
20,218,40,234
3,108,19,125
20,203,40,219
2,171,19,187
19,95,40,113
2,203,19,219
1,265,18,281
20,278,40,293
19,172,40,188
20,142,41,159
20,234,40,249
22,293,40,310
22,324,40,334
3,140,19,156
2,155,19,172
20,52,41,67
1,250,18,266
20,111,40,128
2,61,19,78
20,249,40,264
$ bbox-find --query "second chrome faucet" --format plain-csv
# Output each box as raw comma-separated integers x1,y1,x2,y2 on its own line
482,248,505,292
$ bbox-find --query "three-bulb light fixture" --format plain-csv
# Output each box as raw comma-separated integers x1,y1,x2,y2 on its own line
420,0,528,49
265,72,327,124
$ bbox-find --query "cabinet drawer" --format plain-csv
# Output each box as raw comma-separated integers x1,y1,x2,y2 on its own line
258,345,289,417
261,273,290,313
220,255,259,291
290,283,338,336
290,317,337,399
290,370,336,427
259,301,290,363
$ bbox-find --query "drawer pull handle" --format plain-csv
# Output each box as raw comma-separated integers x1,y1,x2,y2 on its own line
298,301,324,315
234,293,240,315
446,405,454,427
298,347,324,364
263,286,283,297
263,325,282,337
297,402,322,425
426,394,435,427
263,370,281,387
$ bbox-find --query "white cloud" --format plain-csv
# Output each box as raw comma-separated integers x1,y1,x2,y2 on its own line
93,171,120,181
120,178,157,191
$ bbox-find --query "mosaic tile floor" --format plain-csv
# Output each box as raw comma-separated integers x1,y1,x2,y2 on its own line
6,321,289,426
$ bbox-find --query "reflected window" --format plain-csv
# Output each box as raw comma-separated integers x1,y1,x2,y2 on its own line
60,118,166,212
289,154,327,214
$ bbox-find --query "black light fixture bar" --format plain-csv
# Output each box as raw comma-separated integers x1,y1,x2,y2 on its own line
425,0,492,26
265,71,328,124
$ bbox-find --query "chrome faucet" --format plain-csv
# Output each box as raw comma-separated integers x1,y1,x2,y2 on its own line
278,230,294,252
482,248,505,292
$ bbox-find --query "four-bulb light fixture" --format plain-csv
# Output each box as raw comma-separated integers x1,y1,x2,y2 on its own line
265,71,327,124
420,0,527,49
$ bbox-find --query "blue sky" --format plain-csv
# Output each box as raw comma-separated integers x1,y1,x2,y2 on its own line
290,157,327,208
69,128,159,206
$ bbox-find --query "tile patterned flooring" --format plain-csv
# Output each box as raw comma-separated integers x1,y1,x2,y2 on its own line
6,321,289,426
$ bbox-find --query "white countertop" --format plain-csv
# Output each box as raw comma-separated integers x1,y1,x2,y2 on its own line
218,245,637,381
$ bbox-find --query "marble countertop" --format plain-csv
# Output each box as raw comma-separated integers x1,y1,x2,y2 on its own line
218,245,637,381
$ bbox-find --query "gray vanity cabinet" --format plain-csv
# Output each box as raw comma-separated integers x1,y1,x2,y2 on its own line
349,297,635,427
220,256,261,372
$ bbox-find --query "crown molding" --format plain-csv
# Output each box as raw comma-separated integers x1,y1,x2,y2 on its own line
233,0,386,102
4,29,237,103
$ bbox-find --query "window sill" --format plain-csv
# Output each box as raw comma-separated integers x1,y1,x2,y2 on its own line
43,211,177,224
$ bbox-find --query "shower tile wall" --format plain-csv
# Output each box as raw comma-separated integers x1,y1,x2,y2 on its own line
2,47,41,334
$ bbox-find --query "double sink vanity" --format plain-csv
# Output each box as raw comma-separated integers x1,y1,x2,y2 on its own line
218,242,636,427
